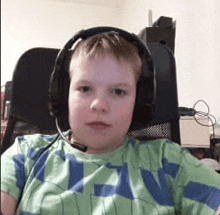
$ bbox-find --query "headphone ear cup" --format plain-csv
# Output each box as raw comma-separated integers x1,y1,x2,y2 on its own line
129,76,155,131
129,44,156,131
49,51,71,118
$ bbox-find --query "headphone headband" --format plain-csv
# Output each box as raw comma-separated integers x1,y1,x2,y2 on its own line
48,26,156,131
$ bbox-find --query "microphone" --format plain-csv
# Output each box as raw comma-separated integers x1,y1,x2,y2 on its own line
55,118,87,152
70,141,88,152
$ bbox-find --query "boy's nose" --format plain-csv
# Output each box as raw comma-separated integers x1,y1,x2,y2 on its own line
90,96,110,114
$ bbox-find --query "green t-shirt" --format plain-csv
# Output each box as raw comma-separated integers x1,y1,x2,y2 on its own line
1,133,220,215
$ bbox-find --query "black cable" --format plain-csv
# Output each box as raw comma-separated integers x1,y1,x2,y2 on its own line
55,117,87,152
192,100,216,137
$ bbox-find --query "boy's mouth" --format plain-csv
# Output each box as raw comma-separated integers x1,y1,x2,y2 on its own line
86,121,111,130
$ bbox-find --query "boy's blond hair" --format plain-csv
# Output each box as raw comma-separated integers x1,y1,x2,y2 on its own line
69,32,142,81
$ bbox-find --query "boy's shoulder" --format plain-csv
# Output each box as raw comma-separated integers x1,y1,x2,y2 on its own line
131,138,183,155
13,133,59,151
127,138,199,170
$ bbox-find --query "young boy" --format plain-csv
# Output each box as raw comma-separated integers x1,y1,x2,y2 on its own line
1,30,220,215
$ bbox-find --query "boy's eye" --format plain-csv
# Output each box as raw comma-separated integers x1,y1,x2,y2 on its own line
113,88,126,96
79,86,91,93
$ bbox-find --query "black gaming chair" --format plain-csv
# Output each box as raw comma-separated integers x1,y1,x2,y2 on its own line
1,48,63,154
128,43,180,143
1,43,180,154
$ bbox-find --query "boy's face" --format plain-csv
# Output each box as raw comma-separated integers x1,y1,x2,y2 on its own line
68,54,136,154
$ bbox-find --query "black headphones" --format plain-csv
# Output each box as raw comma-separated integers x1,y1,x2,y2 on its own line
48,26,156,131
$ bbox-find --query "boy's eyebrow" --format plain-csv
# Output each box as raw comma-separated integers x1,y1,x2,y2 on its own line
113,83,133,88
74,80,91,85
74,80,133,87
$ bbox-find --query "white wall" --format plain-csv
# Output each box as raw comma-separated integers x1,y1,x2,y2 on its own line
2,0,220,125
1,0,123,84
120,0,220,125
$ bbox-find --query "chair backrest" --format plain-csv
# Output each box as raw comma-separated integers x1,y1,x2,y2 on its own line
1,44,180,154
1,48,68,153
128,43,180,143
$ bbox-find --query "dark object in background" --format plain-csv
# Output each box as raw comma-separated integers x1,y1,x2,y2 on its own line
138,16,176,53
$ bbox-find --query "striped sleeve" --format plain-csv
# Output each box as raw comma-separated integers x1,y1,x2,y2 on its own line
1,136,29,201
1,134,55,201
162,141,220,214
